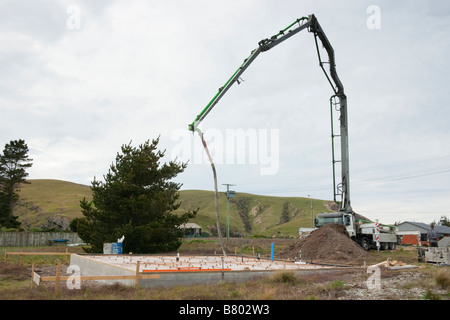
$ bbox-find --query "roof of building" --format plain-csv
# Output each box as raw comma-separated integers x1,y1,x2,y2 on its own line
398,221,450,234
179,223,202,229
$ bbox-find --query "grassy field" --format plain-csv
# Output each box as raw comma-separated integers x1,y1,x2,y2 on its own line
14,179,336,237
0,240,449,301
14,179,92,229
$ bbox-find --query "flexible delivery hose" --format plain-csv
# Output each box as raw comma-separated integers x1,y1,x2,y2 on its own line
194,128,227,257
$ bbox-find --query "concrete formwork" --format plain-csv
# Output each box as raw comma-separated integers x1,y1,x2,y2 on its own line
70,254,359,288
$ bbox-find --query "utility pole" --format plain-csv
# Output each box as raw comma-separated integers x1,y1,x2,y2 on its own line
223,184,236,242
308,195,315,228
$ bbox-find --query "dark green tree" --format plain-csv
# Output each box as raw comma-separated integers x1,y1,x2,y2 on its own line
279,202,291,225
73,138,196,253
439,216,450,227
231,197,252,234
0,139,33,229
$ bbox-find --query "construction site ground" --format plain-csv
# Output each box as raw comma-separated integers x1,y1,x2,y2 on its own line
11,258,449,300
1,227,449,300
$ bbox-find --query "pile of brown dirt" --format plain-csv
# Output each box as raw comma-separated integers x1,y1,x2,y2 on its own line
278,223,371,265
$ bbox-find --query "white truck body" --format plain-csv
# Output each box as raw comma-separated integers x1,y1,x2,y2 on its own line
312,212,399,250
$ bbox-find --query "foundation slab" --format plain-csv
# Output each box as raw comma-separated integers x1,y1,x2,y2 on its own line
70,254,355,288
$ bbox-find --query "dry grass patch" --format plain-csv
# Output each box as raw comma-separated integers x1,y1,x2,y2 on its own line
0,261,29,281
434,269,450,290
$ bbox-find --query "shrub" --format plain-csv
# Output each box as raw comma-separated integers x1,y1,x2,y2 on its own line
435,269,450,289
331,280,346,289
422,289,441,300
271,270,298,285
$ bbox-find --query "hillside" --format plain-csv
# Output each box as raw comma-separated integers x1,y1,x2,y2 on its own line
13,179,337,237
14,180,92,230
174,190,337,237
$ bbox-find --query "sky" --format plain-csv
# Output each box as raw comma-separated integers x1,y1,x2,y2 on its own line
1,0,449,225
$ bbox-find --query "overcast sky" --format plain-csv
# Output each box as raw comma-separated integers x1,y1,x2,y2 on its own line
1,0,449,225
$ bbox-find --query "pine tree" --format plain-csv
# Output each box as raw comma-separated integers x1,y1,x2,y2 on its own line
279,202,291,225
0,139,33,229
439,216,450,227
73,138,196,253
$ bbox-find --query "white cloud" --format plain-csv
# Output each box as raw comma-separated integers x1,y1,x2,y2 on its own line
1,0,449,224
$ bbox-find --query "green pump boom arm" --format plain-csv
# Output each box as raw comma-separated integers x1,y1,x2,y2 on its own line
188,14,352,214
188,15,311,132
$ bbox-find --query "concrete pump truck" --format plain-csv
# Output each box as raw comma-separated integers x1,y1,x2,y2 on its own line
188,14,397,251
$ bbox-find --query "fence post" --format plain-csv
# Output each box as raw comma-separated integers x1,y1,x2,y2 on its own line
55,260,61,294
135,261,140,288
30,264,34,288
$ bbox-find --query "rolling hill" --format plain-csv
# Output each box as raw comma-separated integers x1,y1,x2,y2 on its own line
13,179,92,230
13,179,338,237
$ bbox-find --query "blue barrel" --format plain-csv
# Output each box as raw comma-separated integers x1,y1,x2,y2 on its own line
112,242,123,254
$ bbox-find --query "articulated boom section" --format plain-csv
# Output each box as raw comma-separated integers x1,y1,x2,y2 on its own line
188,14,351,214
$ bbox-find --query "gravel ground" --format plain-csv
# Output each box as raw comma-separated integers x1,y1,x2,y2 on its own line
337,270,441,300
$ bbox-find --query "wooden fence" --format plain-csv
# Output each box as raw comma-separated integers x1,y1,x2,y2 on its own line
0,232,83,246
31,260,160,292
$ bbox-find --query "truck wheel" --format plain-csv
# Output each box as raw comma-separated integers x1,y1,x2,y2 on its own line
389,242,397,250
361,238,370,251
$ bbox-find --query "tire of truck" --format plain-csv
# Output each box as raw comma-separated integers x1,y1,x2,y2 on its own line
389,242,397,250
361,237,370,251
380,242,388,250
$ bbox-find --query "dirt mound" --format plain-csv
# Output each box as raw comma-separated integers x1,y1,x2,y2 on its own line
278,223,371,265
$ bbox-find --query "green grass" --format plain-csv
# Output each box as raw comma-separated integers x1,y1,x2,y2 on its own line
422,289,442,300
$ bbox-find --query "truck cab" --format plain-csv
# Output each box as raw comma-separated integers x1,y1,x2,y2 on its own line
314,212,356,238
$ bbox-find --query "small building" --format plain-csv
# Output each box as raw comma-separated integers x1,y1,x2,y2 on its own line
179,223,202,237
397,221,450,246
